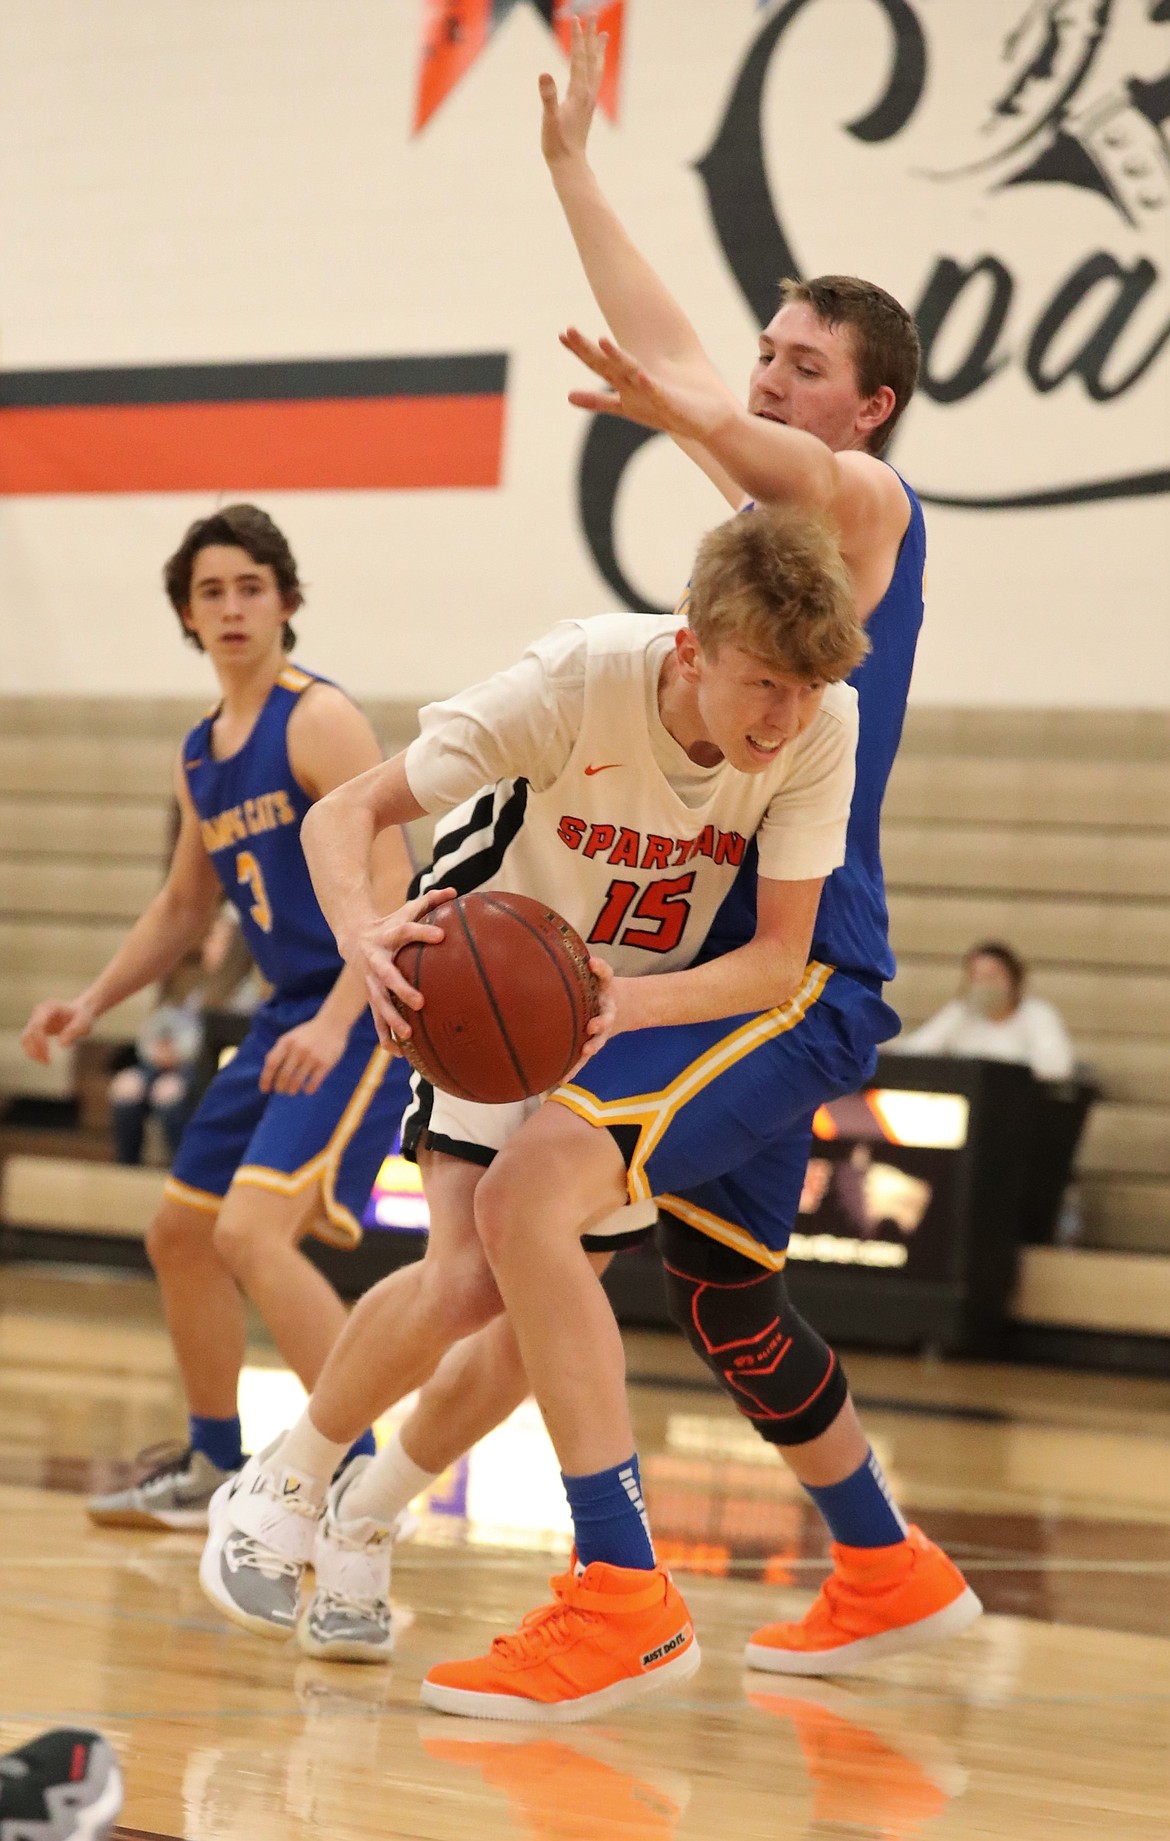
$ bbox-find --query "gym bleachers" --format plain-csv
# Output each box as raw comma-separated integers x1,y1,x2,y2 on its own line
1,695,1167,1340
884,708,1170,1257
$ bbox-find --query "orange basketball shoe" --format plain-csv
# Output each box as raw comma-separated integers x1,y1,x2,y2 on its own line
420,1561,700,1722
745,1526,981,1675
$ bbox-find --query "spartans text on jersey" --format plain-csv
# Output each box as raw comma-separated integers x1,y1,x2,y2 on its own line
556,816,747,871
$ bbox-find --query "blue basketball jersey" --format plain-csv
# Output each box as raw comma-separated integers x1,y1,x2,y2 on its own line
182,665,347,1000
700,471,925,988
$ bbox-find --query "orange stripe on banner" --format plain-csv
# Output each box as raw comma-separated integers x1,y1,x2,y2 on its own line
0,394,506,495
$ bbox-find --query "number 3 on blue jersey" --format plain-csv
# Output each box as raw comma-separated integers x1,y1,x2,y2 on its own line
236,850,273,932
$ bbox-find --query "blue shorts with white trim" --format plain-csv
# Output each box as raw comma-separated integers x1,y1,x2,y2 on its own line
166,993,411,1247
554,963,899,1267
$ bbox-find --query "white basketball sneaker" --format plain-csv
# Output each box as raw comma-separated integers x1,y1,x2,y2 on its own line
199,1443,326,1640
297,1458,398,1663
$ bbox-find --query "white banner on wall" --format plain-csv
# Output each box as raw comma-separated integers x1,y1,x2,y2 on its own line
0,0,1166,704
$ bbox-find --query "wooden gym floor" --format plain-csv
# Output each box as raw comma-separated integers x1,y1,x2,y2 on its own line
0,1263,1167,1839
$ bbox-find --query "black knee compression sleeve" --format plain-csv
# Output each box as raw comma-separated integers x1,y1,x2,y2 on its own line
658,1212,848,1447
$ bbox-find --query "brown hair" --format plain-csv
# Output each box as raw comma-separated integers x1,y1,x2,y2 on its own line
778,275,920,454
163,503,303,652
966,940,1027,1000
688,506,868,682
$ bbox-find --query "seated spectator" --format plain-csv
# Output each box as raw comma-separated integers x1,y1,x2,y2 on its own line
891,940,1076,1082
108,982,202,1166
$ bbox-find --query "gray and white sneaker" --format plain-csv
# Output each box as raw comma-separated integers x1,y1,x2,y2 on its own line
199,1443,325,1639
87,1443,239,1531
297,1458,397,1663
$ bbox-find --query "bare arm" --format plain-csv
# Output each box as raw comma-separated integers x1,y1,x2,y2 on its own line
288,687,414,1032
256,687,420,1093
543,20,745,510
561,330,907,579
21,757,223,1062
301,752,452,1046
606,876,824,1036
544,24,907,571
541,20,712,376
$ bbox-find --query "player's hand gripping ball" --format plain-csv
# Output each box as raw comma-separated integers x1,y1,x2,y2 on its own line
399,892,600,1103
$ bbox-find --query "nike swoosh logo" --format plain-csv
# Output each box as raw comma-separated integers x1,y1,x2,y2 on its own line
584,763,622,775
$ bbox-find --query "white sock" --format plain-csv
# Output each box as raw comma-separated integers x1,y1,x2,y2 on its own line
341,1432,438,1526
265,1411,350,1485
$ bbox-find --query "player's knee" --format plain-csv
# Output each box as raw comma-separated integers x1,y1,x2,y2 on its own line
109,1066,147,1105
211,1204,270,1281
659,1213,848,1447
474,1109,615,1267
146,1201,214,1274
420,1243,502,1340
472,1147,529,1267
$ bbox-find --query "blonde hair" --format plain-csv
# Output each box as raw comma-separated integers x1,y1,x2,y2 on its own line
688,506,868,682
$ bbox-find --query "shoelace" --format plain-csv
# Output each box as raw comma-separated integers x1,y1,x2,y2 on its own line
314,1588,390,1621
230,1534,303,1582
492,1597,595,1664
130,1442,191,1487
491,1571,664,1665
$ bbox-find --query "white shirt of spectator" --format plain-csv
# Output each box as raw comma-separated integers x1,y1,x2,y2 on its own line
893,995,1075,1082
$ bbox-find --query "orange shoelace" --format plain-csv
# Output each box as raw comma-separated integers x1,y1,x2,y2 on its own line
490,1571,665,1664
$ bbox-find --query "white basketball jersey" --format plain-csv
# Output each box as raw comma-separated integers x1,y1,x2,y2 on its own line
417,613,852,976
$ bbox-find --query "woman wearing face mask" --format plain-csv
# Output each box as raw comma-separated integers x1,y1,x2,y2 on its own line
893,940,1076,1082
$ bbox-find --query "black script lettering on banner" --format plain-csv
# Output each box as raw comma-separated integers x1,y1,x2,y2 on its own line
580,0,1170,607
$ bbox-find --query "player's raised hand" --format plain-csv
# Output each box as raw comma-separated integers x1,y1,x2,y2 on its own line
560,326,738,443
20,997,98,1064
351,885,456,1048
539,14,607,168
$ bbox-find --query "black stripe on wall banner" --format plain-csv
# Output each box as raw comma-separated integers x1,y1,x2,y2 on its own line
0,353,509,409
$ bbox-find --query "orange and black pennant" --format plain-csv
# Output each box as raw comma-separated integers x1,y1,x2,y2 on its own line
414,0,625,135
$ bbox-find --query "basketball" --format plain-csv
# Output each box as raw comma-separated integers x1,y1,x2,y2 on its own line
399,891,600,1103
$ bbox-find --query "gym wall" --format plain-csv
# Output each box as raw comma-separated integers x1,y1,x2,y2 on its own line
1,0,1166,705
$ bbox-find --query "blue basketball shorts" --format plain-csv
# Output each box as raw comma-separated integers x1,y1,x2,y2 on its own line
166,993,412,1248
554,962,900,1269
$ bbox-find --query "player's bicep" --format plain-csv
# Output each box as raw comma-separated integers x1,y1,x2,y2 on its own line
165,758,223,917
830,452,910,567
288,685,384,799
673,436,752,512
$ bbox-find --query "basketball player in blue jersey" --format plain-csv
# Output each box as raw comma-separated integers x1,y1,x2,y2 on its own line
21,504,412,1529
399,22,973,1714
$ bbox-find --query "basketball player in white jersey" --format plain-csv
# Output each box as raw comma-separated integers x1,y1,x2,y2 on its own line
199,504,866,1663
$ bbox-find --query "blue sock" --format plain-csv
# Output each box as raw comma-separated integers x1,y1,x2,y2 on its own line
189,1414,244,1473
346,1429,377,1463
804,1448,909,1550
562,1454,656,1571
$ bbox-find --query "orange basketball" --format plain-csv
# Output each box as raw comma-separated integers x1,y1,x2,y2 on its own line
400,892,600,1103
